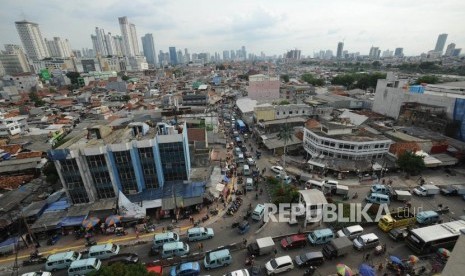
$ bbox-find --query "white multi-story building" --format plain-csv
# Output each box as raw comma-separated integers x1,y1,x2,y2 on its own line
303,120,392,161
2,73,42,92
0,45,30,75
247,74,280,102
118,17,139,57
45,37,72,58
15,20,49,61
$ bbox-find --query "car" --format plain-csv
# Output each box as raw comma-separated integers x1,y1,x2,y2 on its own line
275,174,292,185
224,269,250,276
247,157,255,166
270,166,284,174
440,186,458,196
107,253,139,265
294,251,325,267
265,255,294,275
238,220,251,234
21,273,52,276
249,266,262,276
388,227,409,241
170,261,200,276
280,234,307,249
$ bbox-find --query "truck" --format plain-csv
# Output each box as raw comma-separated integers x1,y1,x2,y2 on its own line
452,185,465,195
323,180,349,195
322,237,352,260
390,190,412,202
247,237,275,256
378,209,416,232
412,184,440,197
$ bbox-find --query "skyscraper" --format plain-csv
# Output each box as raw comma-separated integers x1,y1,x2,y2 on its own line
444,43,456,56
45,37,72,58
336,42,344,59
15,20,49,60
169,47,178,65
434,33,448,54
141,33,156,66
241,46,247,60
184,48,190,63
394,48,404,57
118,16,139,57
223,50,229,60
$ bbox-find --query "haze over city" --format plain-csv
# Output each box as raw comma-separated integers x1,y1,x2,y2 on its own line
1,0,465,56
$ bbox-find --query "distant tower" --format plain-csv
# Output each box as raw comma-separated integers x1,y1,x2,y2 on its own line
444,43,456,56
336,42,344,59
15,20,49,60
141,33,156,66
118,16,139,56
394,48,404,57
434,33,448,54
169,47,178,65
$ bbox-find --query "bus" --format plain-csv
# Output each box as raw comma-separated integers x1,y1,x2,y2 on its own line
236,120,246,132
405,220,465,254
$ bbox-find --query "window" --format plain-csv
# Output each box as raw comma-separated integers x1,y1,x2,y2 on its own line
113,151,138,194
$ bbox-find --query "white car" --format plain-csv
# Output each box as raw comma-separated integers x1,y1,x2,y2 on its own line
223,269,250,276
276,174,292,184
265,255,294,275
247,158,255,166
21,273,52,276
270,166,284,174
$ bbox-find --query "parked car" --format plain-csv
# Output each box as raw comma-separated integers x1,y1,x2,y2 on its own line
388,227,409,241
238,221,251,235
440,186,458,196
21,273,51,276
265,255,294,275
247,158,256,166
107,253,139,266
170,261,200,276
224,269,250,276
270,166,284,174
294,251,325,267
280,234,307,249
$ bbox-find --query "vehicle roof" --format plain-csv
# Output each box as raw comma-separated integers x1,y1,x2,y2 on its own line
303,251,324,258
179,261,199,271
188,227,207,233
246,178,253,183
372,184,387,189
209,249,230,257
313,228,333,236
47,251,77,261
417,210,439,218
370,193,389,198
155,231,176,239
411,220,465,242
345,225,364,232
163,241,184,249
360,233,378,240
69,258,98,267
89,243,114,252
254,204,265,212
274,255,292,264
288,234,306,240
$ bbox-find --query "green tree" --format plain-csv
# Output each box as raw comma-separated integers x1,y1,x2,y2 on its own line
121,75,130,81
28,91,45,107
278,100,290,105
89,263,156,276
280,74,290,83
66,72,81,89
415,75,439,84
301,73,325,86
122,95,131,102
397,151,426,175
331,74,356,89
43,162,59,185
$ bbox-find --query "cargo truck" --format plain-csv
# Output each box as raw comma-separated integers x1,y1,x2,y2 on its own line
247,236,275,256
378,209,416,232
322,237,352,260
412,185,440,197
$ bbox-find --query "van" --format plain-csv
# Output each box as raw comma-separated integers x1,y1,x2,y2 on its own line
45,251,82,271
68,258,101,276
246,178,254,191
353,233,379,250
161,242,190,258
416,211,440,225
307,228,335,245
252,204,265,221
371,184,390,195
337,225,364,240
204,249,232,270
234,147,242,156
365,193,390,205
187,227,214,242
153,232,179,249
237,153,244,163
88,243,120,260
306,180,324,191
243,165,251,176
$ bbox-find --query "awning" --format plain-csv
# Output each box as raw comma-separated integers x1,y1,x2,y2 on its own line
307,160,326,168
372,162,383,171
59,216,85,227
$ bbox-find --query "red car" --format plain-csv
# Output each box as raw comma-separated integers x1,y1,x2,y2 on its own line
280,234,307,249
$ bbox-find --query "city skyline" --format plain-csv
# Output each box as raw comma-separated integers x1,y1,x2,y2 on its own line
1,0,465,57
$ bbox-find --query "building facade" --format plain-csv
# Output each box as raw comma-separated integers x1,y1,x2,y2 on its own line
141,33,156,66
0,45,30,75
15,20,49,61
246,74,280,102
434,33,448,54
169,47,178,65
118,16,139,57
303,121,392,161
48,122,191,204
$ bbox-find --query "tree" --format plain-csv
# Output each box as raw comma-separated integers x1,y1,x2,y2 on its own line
331,74,356,89
89,263,157,276
121,75,130,81
43,162,59,185
280,74,290,83
278,100,290,105
66,72,81,89
397,151,425,175
301,73,325,86
415,75,439,84
122,95,131,102
28,91,45,107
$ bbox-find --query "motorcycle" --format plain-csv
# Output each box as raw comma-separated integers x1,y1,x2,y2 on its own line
352,192,358,199
85,239,97,247
210,209,219,216
202,215,210,222
23,251,47,266
303,266,316,276
232,221,240,228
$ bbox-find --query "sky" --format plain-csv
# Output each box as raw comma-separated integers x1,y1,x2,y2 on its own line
1,0,465,57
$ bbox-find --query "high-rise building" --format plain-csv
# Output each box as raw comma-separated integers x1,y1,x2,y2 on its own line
241,46,247,60
444,43,456,56
45,37,72,58
94,27,107,56
434,33,448,54
369,46,381,59
15,20,49,61
223,50,230,60
177,50,184,64
382,49,393,58
113,35,125,56
104,32,116,56
0,44,31,74
286,49,301,60
141,33,156,66
394,48,404,57
118,16,139,57
184,48,190,63
169,47,178,65
230,50,235,60
452,48,462,57
336,42,344,59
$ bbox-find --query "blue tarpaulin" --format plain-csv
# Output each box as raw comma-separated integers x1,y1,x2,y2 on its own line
223,176,231,183
44,200,69,212
0,237,18,254
59,216,86,227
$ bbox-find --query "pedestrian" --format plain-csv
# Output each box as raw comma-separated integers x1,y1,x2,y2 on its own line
136,230,139,239
365,253,370,262
200,242,204,251
273,247,277,257
243,238,247,246
198,243,202,252
162,227,165,233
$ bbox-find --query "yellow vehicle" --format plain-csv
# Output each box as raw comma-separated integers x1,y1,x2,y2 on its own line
378,209,415,232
